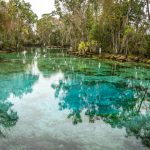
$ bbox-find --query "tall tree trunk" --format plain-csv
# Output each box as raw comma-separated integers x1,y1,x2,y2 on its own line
112,31,115,53
125,38,128,56
115,32,118,54
146,0,150,20
120,1,131,55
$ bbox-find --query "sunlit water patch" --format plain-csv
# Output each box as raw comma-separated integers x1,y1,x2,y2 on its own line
0,48,150,150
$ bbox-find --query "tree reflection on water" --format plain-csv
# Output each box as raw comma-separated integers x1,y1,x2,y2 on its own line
52,71,150,148
0,73,39,136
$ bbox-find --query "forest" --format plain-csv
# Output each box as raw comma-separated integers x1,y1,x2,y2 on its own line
0,0,150,58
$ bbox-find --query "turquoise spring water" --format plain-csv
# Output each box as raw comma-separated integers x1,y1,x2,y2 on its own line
0,48,150,150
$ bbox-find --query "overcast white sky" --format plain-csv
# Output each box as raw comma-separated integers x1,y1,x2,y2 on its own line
25,0,55,18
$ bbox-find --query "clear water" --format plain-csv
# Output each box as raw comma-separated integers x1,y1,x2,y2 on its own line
0,48,150,150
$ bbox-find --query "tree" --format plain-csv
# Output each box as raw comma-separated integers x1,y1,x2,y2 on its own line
8,0,37,49
37,13,64,46
0,0,37,50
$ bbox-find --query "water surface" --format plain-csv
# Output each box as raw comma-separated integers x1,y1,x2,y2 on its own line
0,48,150,150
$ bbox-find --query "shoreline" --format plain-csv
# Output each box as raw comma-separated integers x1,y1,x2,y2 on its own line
68,51,150,65
1,48,150,65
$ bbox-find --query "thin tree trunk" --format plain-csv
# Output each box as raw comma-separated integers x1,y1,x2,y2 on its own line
112,30,115,53
146,0,150,20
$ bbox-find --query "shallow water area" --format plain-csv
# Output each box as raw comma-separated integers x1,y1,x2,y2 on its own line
0,48,150,150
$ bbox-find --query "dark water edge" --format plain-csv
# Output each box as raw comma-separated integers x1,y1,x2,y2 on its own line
1,47,150,65
68,51,150,65
0,48,149,150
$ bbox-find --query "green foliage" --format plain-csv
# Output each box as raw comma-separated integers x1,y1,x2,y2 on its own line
78,40,98,54
124,26,135,35
78,41,88,54
0,0,37,50
91,40,97,47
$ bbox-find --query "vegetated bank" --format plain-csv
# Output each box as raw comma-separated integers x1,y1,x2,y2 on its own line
36,0,150,64
0,0,150,65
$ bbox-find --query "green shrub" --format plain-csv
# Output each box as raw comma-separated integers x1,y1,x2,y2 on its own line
78,41,88,54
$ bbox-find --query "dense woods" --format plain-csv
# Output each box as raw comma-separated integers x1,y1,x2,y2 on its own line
53,0,150,57
0,0,150,57
0,0,37,50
